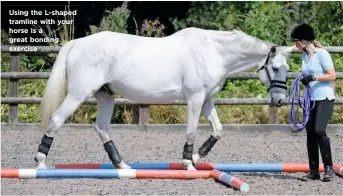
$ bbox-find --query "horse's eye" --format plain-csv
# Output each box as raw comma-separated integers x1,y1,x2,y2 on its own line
272,67,279,72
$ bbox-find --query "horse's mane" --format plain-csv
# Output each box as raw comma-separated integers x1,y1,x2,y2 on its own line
227,29,273,55
186,27,273,56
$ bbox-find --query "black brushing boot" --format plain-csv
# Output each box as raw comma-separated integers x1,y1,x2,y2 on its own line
301,139,320,181
319,136,335,181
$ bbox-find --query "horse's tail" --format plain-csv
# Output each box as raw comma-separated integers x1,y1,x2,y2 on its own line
39,40,76,130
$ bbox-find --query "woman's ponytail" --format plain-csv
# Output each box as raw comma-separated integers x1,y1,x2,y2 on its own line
313,40,323,48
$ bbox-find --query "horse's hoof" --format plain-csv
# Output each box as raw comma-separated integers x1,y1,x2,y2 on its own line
187,166,197,171
192,153,201,164
35,152,47,169
182,159,197,171
36,164,47,169
115,160,132,169
120,165,132,169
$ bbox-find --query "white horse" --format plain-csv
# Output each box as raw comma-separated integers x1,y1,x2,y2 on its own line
35,27,294,170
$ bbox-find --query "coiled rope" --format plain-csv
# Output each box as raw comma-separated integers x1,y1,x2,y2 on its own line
288,75,314,133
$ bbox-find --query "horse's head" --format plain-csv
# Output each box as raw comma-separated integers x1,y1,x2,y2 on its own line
256,45,294,107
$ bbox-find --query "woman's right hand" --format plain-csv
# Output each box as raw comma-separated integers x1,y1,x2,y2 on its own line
295,41,304,51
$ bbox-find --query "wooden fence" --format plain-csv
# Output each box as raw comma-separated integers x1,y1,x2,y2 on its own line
1,45,343,125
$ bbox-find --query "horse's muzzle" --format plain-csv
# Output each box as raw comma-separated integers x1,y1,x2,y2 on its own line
270,93,287,107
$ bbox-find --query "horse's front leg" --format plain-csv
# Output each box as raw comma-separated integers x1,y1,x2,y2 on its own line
192,97,222,164
94,90,131,169
182,92,205,170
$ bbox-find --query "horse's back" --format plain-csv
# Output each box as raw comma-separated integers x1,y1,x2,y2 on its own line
64,28,226,103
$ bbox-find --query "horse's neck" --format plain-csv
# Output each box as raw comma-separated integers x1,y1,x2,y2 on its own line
223,54,267,78
210,30,270,77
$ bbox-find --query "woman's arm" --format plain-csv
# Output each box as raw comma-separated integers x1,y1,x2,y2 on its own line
315,50,336,82
315,67,336,81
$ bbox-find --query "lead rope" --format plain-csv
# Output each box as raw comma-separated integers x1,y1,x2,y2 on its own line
288,75,314,133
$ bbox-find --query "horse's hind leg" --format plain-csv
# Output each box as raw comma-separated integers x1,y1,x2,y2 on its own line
93,89,131,169
192,97,222,164
35,94,87,168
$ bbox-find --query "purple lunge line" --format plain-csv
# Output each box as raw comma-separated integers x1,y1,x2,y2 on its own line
288,75,314,133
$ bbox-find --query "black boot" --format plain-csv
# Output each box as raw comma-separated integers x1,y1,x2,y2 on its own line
319,136,334,181
301,171,321,181
301,139,320,181
323,166,335,182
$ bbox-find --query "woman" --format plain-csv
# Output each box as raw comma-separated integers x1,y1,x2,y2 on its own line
290,23,337,181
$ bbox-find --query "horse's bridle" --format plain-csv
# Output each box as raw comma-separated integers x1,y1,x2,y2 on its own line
256,46,287,92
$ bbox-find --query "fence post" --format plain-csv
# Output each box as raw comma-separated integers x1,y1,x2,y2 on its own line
268,106,278,124
8,53,20,124
139,105,149,125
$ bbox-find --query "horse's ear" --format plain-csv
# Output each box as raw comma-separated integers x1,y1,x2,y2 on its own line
271,46,276,54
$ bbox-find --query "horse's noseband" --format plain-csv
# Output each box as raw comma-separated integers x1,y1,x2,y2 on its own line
257,46,287,92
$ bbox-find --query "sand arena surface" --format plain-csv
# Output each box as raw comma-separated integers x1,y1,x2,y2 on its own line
1,126,343,195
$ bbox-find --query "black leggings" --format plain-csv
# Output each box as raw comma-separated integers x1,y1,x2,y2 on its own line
306,98,334,139
305,98,335,170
